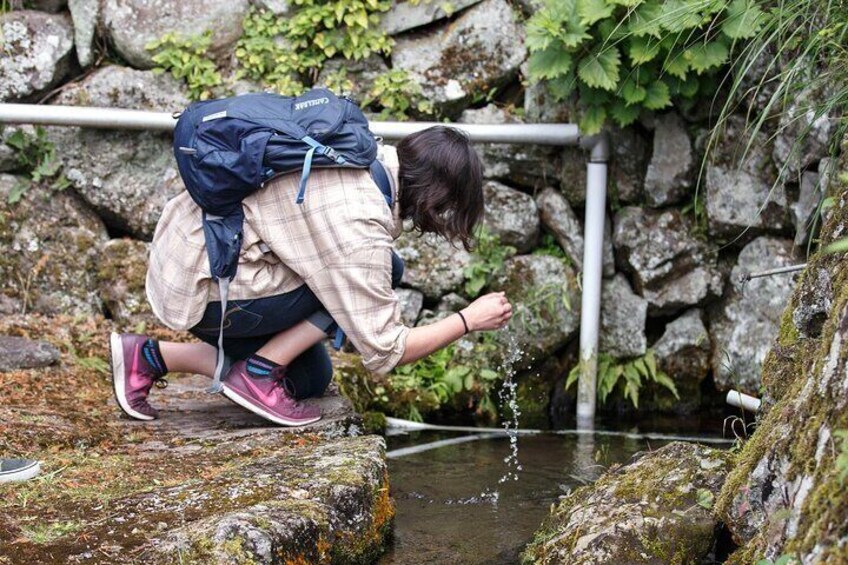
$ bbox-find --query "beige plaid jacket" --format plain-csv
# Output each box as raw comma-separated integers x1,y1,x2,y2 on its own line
146,145,409,374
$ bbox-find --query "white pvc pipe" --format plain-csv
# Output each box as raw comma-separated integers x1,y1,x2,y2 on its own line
576,161,608,425
726,390,762,412
0,104,580,145
0,104,177,131
384,417,734,444
386,433,502,459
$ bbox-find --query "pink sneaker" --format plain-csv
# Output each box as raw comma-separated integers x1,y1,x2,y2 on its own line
109,332,166,421
221,361,321,426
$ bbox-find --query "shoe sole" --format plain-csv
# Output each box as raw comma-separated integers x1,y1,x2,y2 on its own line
110,332,155,421
221,383,321,427
0,460,41,483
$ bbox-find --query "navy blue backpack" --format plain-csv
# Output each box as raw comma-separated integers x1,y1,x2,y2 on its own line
173,88,393,392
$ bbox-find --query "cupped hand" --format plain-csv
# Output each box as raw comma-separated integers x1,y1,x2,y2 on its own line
461,291,513,332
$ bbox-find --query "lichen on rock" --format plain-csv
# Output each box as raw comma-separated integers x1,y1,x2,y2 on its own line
523,442,735,564
47,66,190,239
715,135,848,563
0,174,108,316
0,10,74,102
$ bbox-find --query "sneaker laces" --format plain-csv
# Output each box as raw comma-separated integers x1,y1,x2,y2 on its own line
269,367,298,401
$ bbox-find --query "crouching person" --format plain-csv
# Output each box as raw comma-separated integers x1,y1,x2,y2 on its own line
110,126,513,426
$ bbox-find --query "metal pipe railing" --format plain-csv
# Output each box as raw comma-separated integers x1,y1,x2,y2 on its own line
0,102,608,427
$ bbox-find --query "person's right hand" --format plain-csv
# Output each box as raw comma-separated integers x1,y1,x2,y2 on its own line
461,291,513,332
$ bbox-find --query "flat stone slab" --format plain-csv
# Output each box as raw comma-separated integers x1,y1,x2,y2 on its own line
0,315,392,564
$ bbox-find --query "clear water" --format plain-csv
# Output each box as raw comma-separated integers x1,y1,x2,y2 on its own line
379,427,729,565
496,332,524,485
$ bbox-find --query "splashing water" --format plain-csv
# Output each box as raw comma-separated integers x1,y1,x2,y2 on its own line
496,331,525,484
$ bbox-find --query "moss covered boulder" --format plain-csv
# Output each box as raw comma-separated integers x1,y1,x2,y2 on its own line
523,442,734,564
489,254,580,369
96,238,156,328
0,175,108,315
715,137,848,564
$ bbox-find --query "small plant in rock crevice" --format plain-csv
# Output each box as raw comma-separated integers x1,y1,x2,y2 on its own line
3,126,69,204
463,226,516,298
146,32,223,101
360,69,435,120
235,1,392,94
532,233,569,260
565,349,678,409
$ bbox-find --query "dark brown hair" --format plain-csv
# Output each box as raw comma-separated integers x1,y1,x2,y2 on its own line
396,126,484,251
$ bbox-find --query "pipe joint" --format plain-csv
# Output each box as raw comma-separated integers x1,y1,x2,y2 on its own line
579,131,611,163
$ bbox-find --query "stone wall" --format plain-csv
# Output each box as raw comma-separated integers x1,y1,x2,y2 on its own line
0,0,834,421
522,136,848,564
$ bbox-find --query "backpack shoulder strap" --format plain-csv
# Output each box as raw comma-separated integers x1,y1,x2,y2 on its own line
369,160,393,207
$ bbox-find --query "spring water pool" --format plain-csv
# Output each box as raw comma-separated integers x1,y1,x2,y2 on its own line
379,426,730,564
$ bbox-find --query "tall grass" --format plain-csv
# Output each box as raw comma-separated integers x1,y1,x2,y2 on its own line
702,0,848,249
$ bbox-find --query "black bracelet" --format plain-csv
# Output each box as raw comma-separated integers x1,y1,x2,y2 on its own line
457,311,470,335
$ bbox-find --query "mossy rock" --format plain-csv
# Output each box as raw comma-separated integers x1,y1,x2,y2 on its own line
0,174,108,315
96,238,157,328
716,135,848,562
522,442,734,565
489,254,580,371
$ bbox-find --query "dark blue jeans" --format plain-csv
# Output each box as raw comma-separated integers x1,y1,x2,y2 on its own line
191,251,404,399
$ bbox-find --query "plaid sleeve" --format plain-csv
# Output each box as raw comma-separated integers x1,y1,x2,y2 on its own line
304,244,409,375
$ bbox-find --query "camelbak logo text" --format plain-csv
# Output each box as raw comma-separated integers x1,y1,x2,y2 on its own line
294,97,330,111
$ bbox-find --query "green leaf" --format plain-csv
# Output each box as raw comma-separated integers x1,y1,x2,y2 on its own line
685,40,729,74
628,36,661,64
576,0,614,26
696,488,714,509
644,349,657,376
627,1,664,38
528,47,573,80
610,98,641,126
7,178,30,204
659,0,704,32
577,47,621,91
722,0,765,40
480,369,499,381
663,52,689,79
672,75,700,98
565,364,581,390
825,237,848,254
653,371,680,398
5,130,26,150
547,73,578,101
642,80,671,109
579,105,607,135
610,0,644,6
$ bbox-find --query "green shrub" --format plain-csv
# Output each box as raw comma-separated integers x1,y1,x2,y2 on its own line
565,349,679,408
3,126,69,204
361,69,435,120
525,0,766,134
390,344,500,421
146,32,223,101
235,0,392,94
